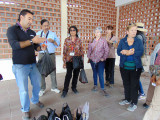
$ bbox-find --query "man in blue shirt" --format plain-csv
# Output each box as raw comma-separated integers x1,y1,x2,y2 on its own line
37,19,60,96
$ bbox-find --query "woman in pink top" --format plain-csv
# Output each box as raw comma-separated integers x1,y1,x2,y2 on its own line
87,27,109,97
105,25,118,88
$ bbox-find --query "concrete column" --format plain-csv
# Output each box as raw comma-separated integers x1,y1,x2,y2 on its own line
116,6,119,38
61,0,67,55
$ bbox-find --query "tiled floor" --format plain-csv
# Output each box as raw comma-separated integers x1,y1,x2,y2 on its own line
0,68,150,120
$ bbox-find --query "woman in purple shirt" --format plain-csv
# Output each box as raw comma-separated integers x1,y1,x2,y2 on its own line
87,27,109,97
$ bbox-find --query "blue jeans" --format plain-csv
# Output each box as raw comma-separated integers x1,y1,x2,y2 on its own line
90,60,105,90
139,80,144,94
12,63,41,112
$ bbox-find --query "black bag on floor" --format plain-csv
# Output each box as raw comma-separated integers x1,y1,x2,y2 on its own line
73,56,83,70
76,108,83,120
37,49,55,77
60,103,73,120
79,69,88,84
32,115,48,120
0,74,3,80
46,108,61,120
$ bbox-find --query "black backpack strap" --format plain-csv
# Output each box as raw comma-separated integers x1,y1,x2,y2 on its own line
46,31,49,39
139,33,147,55
40,31,49,39
40,31,43,37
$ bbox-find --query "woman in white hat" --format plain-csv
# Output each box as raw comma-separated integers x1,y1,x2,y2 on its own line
136,22,147,101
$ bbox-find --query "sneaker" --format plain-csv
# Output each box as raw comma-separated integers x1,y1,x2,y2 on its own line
100,89,109,97
105,81,110,86
39,90,45,96
51,88,60,93
91,85,98,92
119,100,130,105
72,88,79,94
22,111,30,120
35,101,44,108
143,103,149,109
61,91,67,98
127,104,137,112
138,94,146,100
109,84,114,88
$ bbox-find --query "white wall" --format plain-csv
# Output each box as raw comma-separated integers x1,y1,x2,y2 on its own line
0,53,151,81
0,54,91,81
61,0,67,55
0,59,15,81
115,0,140,7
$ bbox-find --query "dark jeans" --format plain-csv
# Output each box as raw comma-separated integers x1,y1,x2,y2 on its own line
105,58,115,84
120,67,142,105
63,62,80,92
139,80,144,94
90,60,105,90
139,68,145,94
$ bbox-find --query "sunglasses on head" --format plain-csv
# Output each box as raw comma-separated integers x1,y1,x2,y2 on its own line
129,22,136,25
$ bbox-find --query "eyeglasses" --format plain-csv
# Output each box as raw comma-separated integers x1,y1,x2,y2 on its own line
70,29,76,31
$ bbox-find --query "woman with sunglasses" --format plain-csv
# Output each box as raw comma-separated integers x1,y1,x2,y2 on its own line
61,26,84,98
117,23,144,112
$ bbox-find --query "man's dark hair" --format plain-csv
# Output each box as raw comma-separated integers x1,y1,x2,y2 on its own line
18,9,34,22
41,19,49,25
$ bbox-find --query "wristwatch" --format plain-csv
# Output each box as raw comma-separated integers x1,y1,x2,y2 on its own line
30,39,33,45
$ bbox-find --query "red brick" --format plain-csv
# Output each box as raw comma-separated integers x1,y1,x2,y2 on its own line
0,0,61,59
118,0,159,55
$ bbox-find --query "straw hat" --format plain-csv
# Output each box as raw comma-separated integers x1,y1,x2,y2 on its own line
136,22,147,32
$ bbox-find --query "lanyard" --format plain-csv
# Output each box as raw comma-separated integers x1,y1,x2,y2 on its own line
40,31,49,44
71,37,77,52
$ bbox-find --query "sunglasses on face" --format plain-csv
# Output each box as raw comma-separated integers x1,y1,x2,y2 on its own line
70,29,76,31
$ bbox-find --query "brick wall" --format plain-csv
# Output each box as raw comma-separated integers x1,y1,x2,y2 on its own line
1,0,159,59
0,0,61,59
67,0,117,54
118,0,160,55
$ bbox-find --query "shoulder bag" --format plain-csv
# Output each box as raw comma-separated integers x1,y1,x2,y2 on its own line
87,38,99,63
